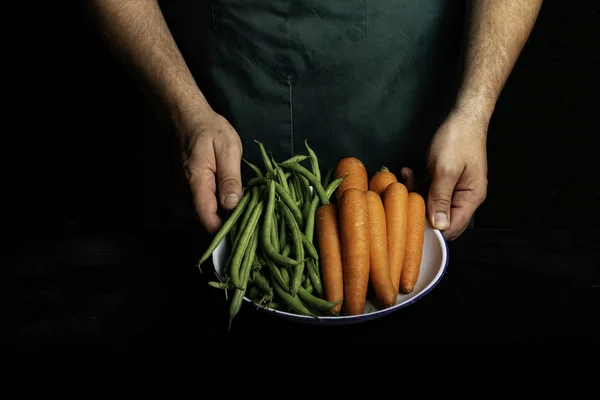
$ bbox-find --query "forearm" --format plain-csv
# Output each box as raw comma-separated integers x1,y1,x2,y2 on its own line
454,0,544,123
84,0,212,130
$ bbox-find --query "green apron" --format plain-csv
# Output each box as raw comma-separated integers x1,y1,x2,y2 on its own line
155,0,466,223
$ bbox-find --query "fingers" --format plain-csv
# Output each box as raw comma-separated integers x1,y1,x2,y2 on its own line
444,201,476,241
400,167,417,192
186,126,242,234
189,167,223,234
214,137,243,211
427,168,460,232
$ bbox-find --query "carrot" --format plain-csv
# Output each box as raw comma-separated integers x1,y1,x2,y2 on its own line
368,166,398,197
366,190,397,309
315,203,345,314
339,188,370,316
400,192,426,294
334,157,368,201
382,182,409,294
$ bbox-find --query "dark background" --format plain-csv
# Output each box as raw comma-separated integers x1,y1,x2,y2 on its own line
8,0,598,236
3,1,599,350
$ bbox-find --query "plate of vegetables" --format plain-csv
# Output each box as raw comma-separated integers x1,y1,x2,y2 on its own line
198,141,449,328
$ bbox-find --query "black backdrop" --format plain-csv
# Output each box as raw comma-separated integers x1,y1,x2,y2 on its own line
8,0,599,237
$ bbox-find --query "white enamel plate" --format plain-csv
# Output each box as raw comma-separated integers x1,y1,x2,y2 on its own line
212,219,449,325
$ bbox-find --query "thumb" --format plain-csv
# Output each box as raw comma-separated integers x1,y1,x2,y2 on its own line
427,169,458,231
215,146,243,211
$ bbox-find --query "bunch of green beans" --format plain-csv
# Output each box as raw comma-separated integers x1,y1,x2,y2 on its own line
197,140,346,330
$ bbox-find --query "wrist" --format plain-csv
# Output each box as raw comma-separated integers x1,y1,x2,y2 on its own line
169,92,214,136
452,87,497,126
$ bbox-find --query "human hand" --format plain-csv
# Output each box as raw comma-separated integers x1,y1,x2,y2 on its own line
179,111,244,234
424,110,489,241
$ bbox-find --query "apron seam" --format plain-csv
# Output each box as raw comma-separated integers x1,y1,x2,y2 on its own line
289,83,294,155
214,35,290,84
213,33,295,156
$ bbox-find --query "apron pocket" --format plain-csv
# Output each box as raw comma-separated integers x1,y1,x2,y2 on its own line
211,0,368,82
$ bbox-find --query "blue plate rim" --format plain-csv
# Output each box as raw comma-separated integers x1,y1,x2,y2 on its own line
241,228,450,325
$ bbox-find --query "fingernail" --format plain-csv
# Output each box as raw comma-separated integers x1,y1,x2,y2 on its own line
434,212,449,229
223,194,239,208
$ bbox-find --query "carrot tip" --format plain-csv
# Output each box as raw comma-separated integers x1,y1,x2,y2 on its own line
400,285,414,294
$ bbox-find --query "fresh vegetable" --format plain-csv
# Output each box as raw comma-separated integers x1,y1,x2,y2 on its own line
199,143,430,329
200,141,345,329
230,200,265,290
368,166,398,197
366,190,397,309
315,203,344,315
334,157,368,200
383,182,409,293
277,199,305,297
339,188,370,316
196,190,252,269
399,192,426,294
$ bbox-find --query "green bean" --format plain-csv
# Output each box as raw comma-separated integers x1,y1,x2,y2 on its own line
254,293,272,309
292,175,304,208
224,187,260,272
300,232,319,261
242,158,264,178
268,301,280,310
253,271,273,296
229,201,264,289
278,215,287,250
197,190,252,268
301,176,312,220
247,285,262,299
271,213,280,253
326,175,347,200
264,254,290,292
323,166,334,188
228,289,245,330
208,281,231,290
261,180,301,268
297,286,342,314
282,154,310,165
281,243,292,258
271,275,316,317
230,224,238,246
254,140,275,176
280,267,291,286
288,176,297,202
306,259,324,297
304,139,321,183
272,155,290,193
304,196,320,241
228,229,259,328
241,226,260,290
233,186,260,247
249,177,304,229
252,255,261,269
279,161,329,205
277,199,305,297
256,254,267,268
302,274,311,288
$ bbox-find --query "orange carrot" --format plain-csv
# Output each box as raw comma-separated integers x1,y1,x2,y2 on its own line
334,157,368,201
400,192,426,294
315,203,345,314
382,182,409,294
366,190,397,309
338,188,370,316
369,166,398,197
